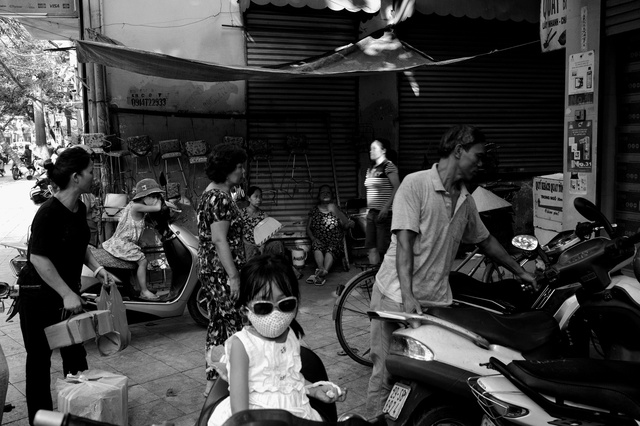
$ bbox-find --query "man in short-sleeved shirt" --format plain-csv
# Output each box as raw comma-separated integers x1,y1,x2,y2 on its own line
366,125,536,416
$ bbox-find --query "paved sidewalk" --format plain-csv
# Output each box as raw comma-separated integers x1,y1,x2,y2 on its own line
0,175,371,426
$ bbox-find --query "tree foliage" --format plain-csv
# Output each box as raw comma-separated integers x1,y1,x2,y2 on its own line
0,17,73,134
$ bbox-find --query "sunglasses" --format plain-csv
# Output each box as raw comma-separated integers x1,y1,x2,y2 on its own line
247,296,298,316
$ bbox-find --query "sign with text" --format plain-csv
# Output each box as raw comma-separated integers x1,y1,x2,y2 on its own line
0,0,77,16
567,120,593,172
540,0,567,52
533,174,564,222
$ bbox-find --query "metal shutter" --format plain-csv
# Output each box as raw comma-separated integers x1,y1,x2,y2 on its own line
613,30,640,238
606,0,640,36
395,14,565,178
245,5,360,220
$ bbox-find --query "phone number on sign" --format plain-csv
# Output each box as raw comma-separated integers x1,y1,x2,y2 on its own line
130,98,167,107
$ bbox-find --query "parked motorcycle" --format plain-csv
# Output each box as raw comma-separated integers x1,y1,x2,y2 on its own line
369,197,640,425
0,199,208,327
11,156,35,181
468,357,640,426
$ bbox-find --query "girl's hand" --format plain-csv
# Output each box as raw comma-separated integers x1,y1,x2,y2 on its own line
377,208,389,221
306,382,345,403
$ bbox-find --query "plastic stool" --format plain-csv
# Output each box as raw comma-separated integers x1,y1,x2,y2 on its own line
104,150,130,193
158,139,189,198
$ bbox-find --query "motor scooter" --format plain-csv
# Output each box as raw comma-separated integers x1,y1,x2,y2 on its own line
369,197,640,426
80,199,208,326
10,156,35,181
468,357,640,426
0,199,209,327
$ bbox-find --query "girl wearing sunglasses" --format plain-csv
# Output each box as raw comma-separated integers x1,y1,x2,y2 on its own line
208,254,344,426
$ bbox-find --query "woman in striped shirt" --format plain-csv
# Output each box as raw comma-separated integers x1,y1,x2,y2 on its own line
364,138,400,265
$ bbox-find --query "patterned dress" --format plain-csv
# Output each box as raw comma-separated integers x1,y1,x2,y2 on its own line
197,189,246,380
101,202,145,262
208,327,321,426
308,206,344,259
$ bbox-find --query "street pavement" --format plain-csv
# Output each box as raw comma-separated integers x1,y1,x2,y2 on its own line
0,174,370,426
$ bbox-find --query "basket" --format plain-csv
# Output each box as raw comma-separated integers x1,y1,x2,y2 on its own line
82,133,110,153
285,134,308,152
158,139,181,155
127,136,153,157
248,139,272,159
223,136,246,149
184,140,208,157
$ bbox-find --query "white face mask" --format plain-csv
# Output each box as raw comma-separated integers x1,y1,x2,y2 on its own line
247,309,296,339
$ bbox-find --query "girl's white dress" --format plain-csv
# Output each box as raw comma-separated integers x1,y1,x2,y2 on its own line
208,327,321,426
101,202,146,262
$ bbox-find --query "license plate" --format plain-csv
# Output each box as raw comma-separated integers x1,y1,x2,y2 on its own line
481,415,497,426
383,383,411,420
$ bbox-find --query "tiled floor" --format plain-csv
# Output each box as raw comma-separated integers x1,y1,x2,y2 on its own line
0,176,371,425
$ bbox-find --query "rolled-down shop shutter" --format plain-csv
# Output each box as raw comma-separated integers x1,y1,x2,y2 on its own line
395,14,565,178
605,0,640,36
244,5,360,222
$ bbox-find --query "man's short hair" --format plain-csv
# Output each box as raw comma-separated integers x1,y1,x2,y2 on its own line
437,125,486,158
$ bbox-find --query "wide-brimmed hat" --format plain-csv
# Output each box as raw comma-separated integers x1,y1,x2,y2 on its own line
132,178,163,200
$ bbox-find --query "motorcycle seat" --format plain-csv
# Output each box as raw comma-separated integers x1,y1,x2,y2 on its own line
507,358,640,419
428,307,559,357
89,247,137,270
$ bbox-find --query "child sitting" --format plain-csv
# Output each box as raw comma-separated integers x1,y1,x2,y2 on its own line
208,254,344,425
101,178,163,300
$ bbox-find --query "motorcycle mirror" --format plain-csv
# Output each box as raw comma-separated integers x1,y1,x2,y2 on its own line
511,234,538,251
574,197,616,237
0,282,10,298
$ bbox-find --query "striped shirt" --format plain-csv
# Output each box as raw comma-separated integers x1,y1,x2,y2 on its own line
365,160,398,210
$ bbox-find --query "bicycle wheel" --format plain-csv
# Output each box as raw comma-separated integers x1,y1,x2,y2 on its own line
333,268,377,367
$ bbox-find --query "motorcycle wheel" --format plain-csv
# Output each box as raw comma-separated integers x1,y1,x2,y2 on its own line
11,168,19,180
412,405,475,426
187,281,209,328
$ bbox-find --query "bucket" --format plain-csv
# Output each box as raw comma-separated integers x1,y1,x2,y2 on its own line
291,248,307,268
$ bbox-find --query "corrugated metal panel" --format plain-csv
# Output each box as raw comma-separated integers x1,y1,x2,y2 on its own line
245,6,360,221
606,0,640,36
395,14,565,178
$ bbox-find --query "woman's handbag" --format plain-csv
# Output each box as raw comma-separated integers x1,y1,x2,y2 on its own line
97,285,131,355
127,136,153,157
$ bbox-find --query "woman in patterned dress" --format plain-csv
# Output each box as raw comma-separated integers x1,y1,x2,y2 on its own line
305,185,353,286
197,143,248,396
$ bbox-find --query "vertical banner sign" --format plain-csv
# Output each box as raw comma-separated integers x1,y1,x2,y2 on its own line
568,51,595,105
567,120,592,172
540,0,568,52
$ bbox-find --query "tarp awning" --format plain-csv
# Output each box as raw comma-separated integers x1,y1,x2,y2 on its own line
239,0,539,23
76,31,451,82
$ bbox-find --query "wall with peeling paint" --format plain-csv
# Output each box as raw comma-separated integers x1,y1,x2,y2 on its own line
101,0,246,113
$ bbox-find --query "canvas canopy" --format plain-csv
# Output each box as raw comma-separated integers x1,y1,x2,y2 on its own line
75,30,481,82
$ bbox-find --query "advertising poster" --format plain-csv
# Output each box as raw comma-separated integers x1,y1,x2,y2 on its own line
0,0,76,16
567,120,592,172
568,51,595,105
540,0,568,52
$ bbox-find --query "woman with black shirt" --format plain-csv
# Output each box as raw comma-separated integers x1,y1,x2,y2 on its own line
18,146,116,425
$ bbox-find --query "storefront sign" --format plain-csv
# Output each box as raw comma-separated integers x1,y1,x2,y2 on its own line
540,0,567,52
0,0,76,16
567,120,592,172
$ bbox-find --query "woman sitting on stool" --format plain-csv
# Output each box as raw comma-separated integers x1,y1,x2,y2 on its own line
306,185,353,286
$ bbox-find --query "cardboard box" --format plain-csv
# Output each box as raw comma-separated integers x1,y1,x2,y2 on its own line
533,173,564,223
45,310,114,350
56,370,128,426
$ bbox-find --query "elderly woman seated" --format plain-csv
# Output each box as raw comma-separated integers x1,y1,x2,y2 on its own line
306,185,353,286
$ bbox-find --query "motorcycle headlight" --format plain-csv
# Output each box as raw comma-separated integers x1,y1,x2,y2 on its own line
389,335,434,361
469,378,529,419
